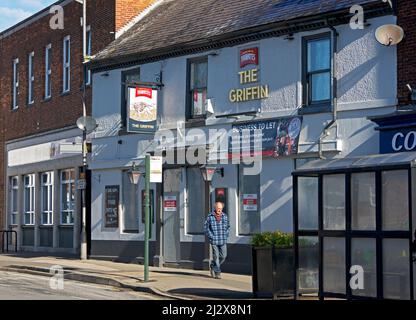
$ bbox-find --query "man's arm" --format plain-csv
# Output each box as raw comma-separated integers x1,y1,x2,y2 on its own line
204,216,214,240
225,215,230,239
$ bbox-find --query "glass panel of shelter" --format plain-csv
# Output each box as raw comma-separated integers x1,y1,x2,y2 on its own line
295,168,413,300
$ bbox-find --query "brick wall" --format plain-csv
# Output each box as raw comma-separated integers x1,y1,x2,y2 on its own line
397,0,416,105
115,0,157,32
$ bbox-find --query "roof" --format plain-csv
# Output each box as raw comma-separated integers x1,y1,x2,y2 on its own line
294,152,416,174
90,0,391,70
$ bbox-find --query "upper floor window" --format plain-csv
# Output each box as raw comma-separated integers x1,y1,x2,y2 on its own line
188,58,208,119
303,34,331,107
28,52,35,105
63,36,71,93
24,174,35,226
85,26,92,86
45,44,52,99
121,68,140,129
12,58,19,110
10,177,18,226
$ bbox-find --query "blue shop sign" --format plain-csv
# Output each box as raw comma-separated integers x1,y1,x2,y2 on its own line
370,111,416,154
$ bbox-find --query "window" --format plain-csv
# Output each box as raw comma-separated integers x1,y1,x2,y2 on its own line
45,44,52,99
60,169,75,225
298,177,318,230
24,174,35,225
10,177,18,226
63,36,71,93
121,170,139,232
188,58,208,119
85,26,92,85
351,172,376,230
303,34,331,107
41,172,53,225
121,68,140,128
323,174,345,230
12,58,19,109
28,52,35,104
238,165,260,235
186,168,205,234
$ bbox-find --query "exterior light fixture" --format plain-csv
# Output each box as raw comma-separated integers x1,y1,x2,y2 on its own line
200,165,224,182
128,162,143,185
375,24,404,46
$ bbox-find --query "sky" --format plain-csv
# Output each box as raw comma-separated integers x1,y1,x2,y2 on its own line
0,0,57,32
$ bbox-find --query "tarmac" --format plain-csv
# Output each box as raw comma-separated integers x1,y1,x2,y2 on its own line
0,253,253,300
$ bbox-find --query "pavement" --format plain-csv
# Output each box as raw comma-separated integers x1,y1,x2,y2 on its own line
0,253,253,300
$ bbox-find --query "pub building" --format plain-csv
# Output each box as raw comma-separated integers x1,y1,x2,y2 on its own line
86,0,409,296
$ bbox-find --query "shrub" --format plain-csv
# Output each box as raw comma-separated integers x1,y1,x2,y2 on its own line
251,231,293,248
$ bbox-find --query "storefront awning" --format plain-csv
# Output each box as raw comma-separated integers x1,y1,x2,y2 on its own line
294,151,416,174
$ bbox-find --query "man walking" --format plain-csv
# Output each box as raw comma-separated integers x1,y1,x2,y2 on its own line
204,202,230,279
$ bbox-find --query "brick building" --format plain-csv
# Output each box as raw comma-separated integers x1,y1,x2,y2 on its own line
0,0,156,254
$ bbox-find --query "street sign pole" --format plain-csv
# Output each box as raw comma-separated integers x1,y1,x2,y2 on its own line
144,154,151,282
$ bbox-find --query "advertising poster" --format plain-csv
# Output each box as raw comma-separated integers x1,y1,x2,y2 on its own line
104,185,119,228
127,87,158,133
229,116,302,159
164,195,177,212
243,194,258,211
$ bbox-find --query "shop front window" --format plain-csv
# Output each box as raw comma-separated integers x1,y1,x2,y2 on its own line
10,177,18,226
60,169,75,225
238,165,260,235
186,168,205,235
41,172,53,225
24,174,35,225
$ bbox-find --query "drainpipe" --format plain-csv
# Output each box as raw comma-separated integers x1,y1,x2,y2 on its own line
318,22,339,159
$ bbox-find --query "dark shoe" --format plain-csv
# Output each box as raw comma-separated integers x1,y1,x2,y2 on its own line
215,273,221,279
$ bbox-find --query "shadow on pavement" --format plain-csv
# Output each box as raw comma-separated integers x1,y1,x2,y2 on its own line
168,288,254,299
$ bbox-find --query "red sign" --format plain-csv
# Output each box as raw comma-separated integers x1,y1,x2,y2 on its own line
240,48,259,68
164,196,177,212
216,188,225,197
243,198,257,205
135,87,153,98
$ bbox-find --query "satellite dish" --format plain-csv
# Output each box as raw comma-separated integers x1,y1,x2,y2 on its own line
375,24,404,46
77,116,97,133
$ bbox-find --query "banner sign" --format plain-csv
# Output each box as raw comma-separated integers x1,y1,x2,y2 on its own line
229,117,302,159
127,87,158,133
104,185,119,228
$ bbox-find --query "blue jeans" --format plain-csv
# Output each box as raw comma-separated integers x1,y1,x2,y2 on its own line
210,244,227,274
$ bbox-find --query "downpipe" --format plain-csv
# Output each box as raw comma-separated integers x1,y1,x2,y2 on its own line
318,22,339,159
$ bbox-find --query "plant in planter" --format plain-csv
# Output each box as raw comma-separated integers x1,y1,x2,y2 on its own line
251,231,295,299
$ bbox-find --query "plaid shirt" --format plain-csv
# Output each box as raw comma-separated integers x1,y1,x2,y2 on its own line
204,212,230,246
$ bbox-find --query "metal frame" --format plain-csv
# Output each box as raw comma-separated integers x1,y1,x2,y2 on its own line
293,163,414,300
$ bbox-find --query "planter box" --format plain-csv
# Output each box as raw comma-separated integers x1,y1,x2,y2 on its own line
252,246,295,299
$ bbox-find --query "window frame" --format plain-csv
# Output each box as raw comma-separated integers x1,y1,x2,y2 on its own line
10,177,19,226
186,57,208,120
60,169,75,225
301,32,332,113
62,35,71,93
12,58,19,110
28,51,35,105
121,68,140,130
41,172,54,226
23,174,35,226
45,44,52,99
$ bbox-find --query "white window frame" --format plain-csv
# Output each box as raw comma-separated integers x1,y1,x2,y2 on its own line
63,36,71,93
28,52,35,104
12,58,19,110
60,169,75,225
45,44,52,99
86,26,92,85
41,172,54,225
24,174,35,226
10,177,19,226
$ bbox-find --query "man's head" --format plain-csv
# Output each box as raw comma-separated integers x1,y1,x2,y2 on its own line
214,202,224,215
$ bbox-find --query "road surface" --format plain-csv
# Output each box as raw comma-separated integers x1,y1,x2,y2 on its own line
0,270,164,300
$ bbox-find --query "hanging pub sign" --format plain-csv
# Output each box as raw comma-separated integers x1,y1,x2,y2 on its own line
240,48,259,68
127,87,158,133
229,117,303,159
104,185,119,228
